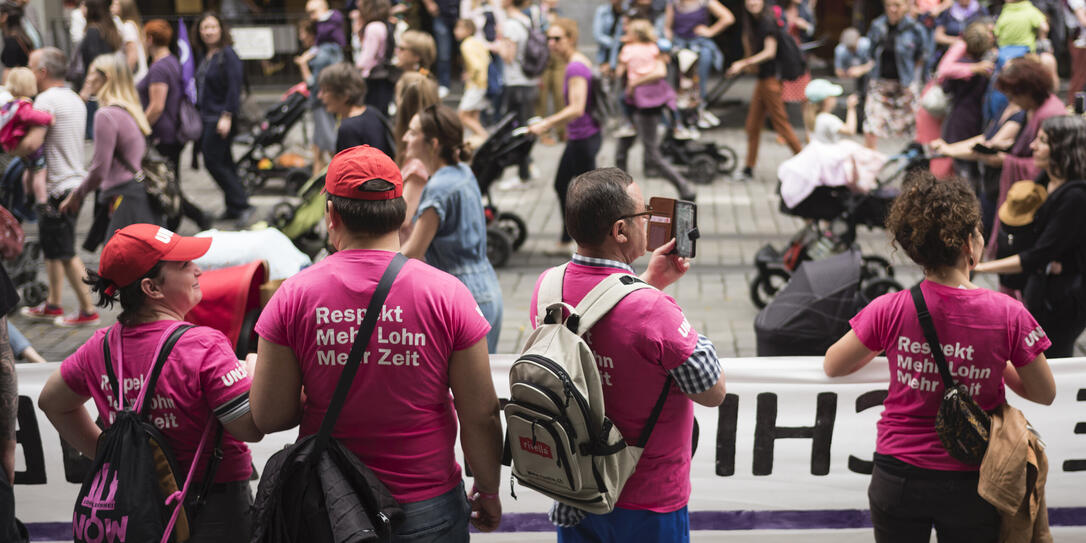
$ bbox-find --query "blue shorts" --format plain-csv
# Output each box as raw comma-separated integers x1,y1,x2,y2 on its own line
557,506,689,543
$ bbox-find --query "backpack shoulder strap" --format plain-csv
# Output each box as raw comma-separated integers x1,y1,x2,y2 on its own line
101,325,125,409
135,323,195,416
570,273,652,335
535,264,567,324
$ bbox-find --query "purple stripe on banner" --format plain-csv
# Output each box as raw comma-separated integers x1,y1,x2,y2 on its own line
27,521,68,541
29,507,1086,538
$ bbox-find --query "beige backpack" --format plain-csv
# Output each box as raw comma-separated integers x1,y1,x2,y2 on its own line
506,265,673,514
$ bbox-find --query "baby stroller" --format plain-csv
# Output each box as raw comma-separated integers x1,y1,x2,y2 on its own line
471,113,534,268
747,144,930,308
0,157,47,309
236,83,313,194
268,167,329,260
658,131,738,185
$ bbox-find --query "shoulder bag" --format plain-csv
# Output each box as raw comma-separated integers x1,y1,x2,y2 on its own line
910,284,991,465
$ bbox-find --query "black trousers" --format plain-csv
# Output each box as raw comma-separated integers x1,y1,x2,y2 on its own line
868,455,998,543
502,85,538,181
554,133,601,243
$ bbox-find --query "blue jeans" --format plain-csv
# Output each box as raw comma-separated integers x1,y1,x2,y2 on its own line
433,17,454,88
558,506,690,542
201,119,249,215
8,322,29,359
672,36,723,100
393,481,471,543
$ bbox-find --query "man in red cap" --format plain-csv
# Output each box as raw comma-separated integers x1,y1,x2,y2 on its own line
250,146,504,538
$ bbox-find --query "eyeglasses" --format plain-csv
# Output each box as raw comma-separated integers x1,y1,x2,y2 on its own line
617,205,654,223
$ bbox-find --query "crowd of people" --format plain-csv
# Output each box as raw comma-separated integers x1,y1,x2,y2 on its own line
0,0,1082,542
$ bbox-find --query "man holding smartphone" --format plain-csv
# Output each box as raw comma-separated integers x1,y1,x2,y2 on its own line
528,167,725,541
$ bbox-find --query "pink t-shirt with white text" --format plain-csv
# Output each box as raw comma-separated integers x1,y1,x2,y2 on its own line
850,280,1050,471
529,262,698,512
255,250,490,503
61,322,254,483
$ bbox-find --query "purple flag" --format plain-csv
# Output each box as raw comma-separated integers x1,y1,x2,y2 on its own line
177,19,198,104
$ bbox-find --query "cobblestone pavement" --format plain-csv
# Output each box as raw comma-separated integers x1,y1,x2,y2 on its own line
11,83,1085,362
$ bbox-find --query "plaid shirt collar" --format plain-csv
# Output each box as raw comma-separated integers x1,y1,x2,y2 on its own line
571,253,634,274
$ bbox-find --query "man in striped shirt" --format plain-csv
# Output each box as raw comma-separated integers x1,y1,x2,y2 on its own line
528,167,725,542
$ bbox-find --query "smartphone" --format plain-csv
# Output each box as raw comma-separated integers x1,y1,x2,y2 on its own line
1076,92,1086,115
646,197,698,258
972,142,999,155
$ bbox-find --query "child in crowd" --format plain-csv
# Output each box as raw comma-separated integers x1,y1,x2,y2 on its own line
455,18,490,142
0,68,53,214
994,0,1048,54
308,0,347,49
616,19,663,139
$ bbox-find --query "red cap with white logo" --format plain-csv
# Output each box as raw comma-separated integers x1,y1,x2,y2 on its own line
99,224,212,289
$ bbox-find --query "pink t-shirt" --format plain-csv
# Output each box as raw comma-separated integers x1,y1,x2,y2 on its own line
850,281,1051,471
529,262,698,512
255,249,490,503
620,42,660,82
61,322,254,483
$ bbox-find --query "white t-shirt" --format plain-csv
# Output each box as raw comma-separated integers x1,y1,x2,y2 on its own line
813,112,844,144
34,86,87,196
501,13,537,86
117,18,148,83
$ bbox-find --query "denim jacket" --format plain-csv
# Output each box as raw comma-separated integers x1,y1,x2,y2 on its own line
594,4,623,65
867,15,926,87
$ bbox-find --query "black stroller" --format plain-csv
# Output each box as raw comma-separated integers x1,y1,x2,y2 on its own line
236,83,312,194
748,143,929,308
471,113,534,268
0,157,47,309
755,249,897,356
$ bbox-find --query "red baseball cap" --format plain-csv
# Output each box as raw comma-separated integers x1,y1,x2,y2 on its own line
324,145,403,200
99,224,212,288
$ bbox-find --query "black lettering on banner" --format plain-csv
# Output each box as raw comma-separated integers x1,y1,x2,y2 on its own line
715,394,739,476
1064,388,1086,472
847,389,888,475
752,392,837,476
14,395,45,484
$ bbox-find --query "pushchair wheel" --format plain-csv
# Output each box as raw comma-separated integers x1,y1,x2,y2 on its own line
861,277,904,304
269,202,296,229
495,212,527,250
21,281,46,309
687,155,717,185
715,145,739,175
284,168,310,194
486,227,513,269
749,268,791,309
860,255,895,280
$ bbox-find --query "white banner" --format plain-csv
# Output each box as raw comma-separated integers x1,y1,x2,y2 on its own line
11,357,1086,540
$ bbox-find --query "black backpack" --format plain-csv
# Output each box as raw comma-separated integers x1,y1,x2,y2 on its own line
73,323,222,543
515,8,550,78
588,72,619,127
770,5,807,81
367,21,401,82
251,254,408,543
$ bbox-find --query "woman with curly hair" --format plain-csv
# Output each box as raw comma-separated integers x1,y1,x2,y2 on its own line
976,115,1086,358
824,170,1056,543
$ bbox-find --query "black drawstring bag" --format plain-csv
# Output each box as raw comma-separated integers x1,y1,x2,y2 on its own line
910,285,991,465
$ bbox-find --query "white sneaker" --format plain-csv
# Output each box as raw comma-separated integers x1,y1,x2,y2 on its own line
701,109,721,127
438,86,450,99
613,122,637,138
673,126,694,140
497,176,530,190
696,116,712,130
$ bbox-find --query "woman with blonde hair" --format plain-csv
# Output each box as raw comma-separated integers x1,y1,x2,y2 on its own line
393,71,440,240
396,30,438,76
60,53,159,250
111,0,147,82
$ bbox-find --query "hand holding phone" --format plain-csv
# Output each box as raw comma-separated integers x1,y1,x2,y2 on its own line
646,197,699,258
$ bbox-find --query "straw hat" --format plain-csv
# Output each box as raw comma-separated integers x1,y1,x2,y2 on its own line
998,180,1047,227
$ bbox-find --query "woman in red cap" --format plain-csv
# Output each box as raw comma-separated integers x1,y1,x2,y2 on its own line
38,224,264,542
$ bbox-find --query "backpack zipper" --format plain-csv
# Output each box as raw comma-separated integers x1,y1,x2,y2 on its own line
512,413,577,491
510,382,578,443
518,354,597,444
